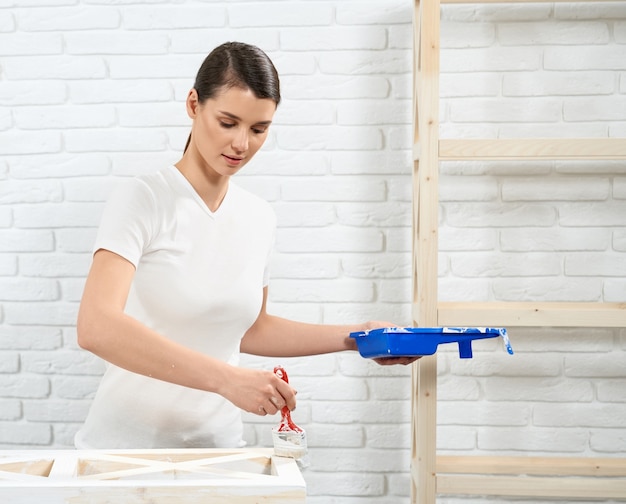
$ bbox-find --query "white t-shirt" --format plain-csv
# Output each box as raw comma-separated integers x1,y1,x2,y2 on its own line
75,165,276,449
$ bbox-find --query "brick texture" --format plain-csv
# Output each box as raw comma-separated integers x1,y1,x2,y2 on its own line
1,1,625,503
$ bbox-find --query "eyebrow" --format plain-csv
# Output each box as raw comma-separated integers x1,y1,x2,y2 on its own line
219,110,273,125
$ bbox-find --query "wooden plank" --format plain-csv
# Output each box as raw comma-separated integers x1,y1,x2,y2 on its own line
437,455,626,477
437,474,626,500
439,138,626,161
0,458,52,478
411,0,441,503
437,301,626,327
47,451,78,479
412,357,438,504
0,449,306,504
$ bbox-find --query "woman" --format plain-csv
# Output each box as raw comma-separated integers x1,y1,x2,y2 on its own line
76,42,416,450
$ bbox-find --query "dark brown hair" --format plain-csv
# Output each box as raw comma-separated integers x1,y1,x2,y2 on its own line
184,42,281,153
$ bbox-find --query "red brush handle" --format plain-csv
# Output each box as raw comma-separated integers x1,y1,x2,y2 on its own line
274,366,303,433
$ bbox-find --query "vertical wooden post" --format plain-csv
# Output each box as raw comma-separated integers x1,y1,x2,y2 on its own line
411,0,440,503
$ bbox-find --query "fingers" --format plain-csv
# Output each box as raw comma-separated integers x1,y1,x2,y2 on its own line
252,375,296,416
256,399,278,415
275,378,297,411
255,395,288,416
364,320,396,331
373,355,422,366
269,396,282,408
237,370,298,417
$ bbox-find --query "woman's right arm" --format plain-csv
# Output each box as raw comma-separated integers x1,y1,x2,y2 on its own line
77,249,296,415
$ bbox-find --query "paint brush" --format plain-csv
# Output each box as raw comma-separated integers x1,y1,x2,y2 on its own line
272,366,307,461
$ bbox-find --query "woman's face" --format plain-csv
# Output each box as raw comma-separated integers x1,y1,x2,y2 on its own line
186,86,276,177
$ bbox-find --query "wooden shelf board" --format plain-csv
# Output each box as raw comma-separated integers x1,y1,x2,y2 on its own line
437,455,626,477
438,138,626,161
435,301,626,327
435,456,626,499
436,474,626,500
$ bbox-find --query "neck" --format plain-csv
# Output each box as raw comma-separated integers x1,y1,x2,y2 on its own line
174,157,229,212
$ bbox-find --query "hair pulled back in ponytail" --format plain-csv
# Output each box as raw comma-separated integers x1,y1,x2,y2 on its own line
183,42,281,153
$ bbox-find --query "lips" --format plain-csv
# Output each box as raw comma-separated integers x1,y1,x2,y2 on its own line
223,154,244,166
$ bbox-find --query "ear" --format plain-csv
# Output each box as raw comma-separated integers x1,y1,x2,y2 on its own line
186,88,199,119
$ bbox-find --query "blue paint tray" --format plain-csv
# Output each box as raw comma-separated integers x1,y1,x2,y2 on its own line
350,327,513,359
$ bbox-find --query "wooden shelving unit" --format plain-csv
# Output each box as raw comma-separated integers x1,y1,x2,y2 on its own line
410,0,626,502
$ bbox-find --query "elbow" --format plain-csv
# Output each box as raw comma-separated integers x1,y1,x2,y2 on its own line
76,315,93,352
76,307,101,353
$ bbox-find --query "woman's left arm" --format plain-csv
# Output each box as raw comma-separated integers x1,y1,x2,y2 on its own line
240,288,418,366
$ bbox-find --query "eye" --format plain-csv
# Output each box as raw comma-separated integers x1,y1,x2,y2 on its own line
252,127,268,135
219,121,236,129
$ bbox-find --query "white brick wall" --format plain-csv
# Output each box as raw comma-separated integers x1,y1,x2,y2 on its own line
1,1,625,502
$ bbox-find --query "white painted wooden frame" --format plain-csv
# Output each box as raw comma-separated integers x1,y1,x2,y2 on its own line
411,0,626,502
0,448,305,504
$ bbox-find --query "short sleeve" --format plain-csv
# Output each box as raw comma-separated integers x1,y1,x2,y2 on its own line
93,177,157,268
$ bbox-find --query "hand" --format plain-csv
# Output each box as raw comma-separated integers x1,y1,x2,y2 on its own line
362,320,422,366
220,367,297,416
362,320,395,332
373,356,421,366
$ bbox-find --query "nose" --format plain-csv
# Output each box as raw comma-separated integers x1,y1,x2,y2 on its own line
232,128,248,153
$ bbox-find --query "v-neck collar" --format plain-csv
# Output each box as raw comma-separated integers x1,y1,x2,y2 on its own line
168,165,231,218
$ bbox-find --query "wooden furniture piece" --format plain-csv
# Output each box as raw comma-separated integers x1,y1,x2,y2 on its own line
410,0,626,502
0,448,306,504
